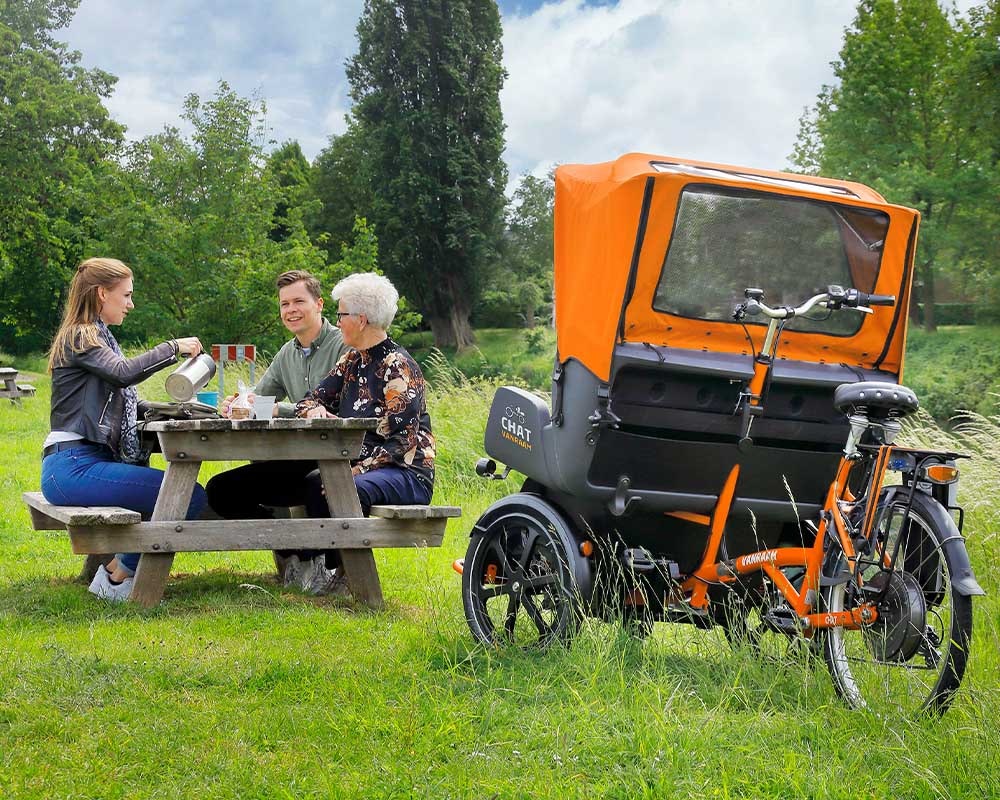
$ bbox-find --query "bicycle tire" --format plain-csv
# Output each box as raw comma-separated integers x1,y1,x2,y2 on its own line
822,489,973,715
462,509,581,649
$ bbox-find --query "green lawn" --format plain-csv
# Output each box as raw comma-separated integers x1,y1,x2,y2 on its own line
1,367,998,798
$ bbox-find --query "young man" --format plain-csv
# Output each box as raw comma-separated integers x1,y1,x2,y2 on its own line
206,270,348,593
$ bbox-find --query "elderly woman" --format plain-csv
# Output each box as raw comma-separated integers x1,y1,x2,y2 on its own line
297,272,434,516
43,257,206,601
297,273,435,578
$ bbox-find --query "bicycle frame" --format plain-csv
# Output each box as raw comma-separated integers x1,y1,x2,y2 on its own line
671,297,898,634
672,452,884,634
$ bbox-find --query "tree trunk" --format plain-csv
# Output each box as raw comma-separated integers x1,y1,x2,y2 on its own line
428,276,476,350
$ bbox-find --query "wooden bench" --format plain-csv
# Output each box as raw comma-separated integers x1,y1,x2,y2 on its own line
23,491,461,595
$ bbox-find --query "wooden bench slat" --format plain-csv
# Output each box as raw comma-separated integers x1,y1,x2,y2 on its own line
23,491,141,526
66,517,446,553
368,505,462,519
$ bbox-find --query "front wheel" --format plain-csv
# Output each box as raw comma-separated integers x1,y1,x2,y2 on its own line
462,503,583,648
822,489,973,715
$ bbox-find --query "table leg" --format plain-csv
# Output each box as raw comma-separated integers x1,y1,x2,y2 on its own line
79,553,113,584
131,460,201,607
317,461,384,609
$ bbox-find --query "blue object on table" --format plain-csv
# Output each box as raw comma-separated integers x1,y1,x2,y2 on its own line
196,391,219,407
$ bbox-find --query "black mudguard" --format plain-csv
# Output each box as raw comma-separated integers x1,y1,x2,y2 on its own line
470,492,594,604
881,485,985,597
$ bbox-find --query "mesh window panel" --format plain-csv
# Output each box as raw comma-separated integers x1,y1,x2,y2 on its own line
653,186,889,336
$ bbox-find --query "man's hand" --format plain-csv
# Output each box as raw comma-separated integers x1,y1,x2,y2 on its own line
220,394,236,418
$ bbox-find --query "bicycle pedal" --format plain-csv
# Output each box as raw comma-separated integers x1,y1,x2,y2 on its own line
762,607,802,633
622,548,656,573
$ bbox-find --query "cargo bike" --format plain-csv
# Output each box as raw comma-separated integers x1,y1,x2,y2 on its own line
459,154,984,714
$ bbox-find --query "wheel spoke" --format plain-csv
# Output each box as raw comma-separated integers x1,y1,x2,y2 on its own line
504,590,519,637
521,572,558,591
478,582,506,600
517,527,542,572
521,593,552,637
822,491,972,715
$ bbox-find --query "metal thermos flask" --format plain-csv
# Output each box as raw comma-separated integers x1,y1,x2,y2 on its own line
165,354,217,402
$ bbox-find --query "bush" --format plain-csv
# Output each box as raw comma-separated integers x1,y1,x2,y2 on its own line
913,303,977,326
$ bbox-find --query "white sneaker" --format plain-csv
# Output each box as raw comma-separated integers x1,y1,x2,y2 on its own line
299,556,349,596
88,567,134,602
282,555,304,587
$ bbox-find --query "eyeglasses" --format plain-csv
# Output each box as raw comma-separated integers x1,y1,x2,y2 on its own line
335,311,356,320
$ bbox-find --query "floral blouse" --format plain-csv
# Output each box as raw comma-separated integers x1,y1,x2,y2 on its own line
296,337,435,491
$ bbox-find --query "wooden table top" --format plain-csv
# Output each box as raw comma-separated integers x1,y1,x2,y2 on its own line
143,417,379,433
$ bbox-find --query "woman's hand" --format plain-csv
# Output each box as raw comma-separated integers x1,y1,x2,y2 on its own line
175,337,203,357
304,405,335,419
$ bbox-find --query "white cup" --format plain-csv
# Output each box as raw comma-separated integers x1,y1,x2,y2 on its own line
252,395,276,421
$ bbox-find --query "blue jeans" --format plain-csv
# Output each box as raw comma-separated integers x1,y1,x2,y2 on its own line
304,465,432,517
41,444,207,576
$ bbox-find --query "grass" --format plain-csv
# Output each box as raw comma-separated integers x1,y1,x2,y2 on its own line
904,325,1000,422
400,326,557,389
1,364,999,798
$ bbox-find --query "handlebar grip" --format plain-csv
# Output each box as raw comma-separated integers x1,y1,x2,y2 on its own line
864,293,896,307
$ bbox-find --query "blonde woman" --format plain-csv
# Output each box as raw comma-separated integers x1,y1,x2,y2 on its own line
43,258,207,601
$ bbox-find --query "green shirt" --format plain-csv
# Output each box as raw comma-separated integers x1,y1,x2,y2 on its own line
254,318,348,417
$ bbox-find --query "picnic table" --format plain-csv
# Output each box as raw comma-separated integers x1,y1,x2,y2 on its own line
1,367,35,404
24,417,459,608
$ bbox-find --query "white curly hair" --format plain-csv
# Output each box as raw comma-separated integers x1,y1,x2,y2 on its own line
331,272,399,330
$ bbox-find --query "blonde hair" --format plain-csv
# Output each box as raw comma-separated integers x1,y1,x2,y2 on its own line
48,258,133,371
331,272,399,329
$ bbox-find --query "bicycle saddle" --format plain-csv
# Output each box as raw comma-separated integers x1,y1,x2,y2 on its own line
833,381,919,417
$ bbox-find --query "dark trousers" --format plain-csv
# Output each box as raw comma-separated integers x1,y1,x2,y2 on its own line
304,465,432,570
304,465,431,517
205,460,317,519
206,460,325,565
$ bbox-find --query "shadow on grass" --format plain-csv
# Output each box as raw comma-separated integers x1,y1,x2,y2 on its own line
0,568,424,624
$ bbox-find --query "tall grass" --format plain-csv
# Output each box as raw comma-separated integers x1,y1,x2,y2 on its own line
1,367,998,798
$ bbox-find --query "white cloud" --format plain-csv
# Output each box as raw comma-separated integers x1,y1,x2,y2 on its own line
61,0,979,179
501,0,857,179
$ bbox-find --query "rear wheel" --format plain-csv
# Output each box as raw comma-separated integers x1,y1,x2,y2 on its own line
462,509,582,648
823,490,973,715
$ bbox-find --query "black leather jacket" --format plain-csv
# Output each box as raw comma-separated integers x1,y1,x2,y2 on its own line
50,340,178,457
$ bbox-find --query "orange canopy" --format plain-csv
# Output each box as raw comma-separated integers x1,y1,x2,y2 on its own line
554,153,920,382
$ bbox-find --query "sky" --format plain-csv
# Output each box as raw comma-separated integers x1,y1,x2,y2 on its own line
56,0,964,184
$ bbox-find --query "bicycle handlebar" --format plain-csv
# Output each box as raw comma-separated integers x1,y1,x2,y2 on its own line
734,285,895,321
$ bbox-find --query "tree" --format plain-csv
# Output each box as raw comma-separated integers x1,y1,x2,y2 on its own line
308,118,374,253
791,0,995,331
266,140,314,244
347,0,508,349
0,0,124,352
947,1,1000,312
91,82,328,354
477,171,554,328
